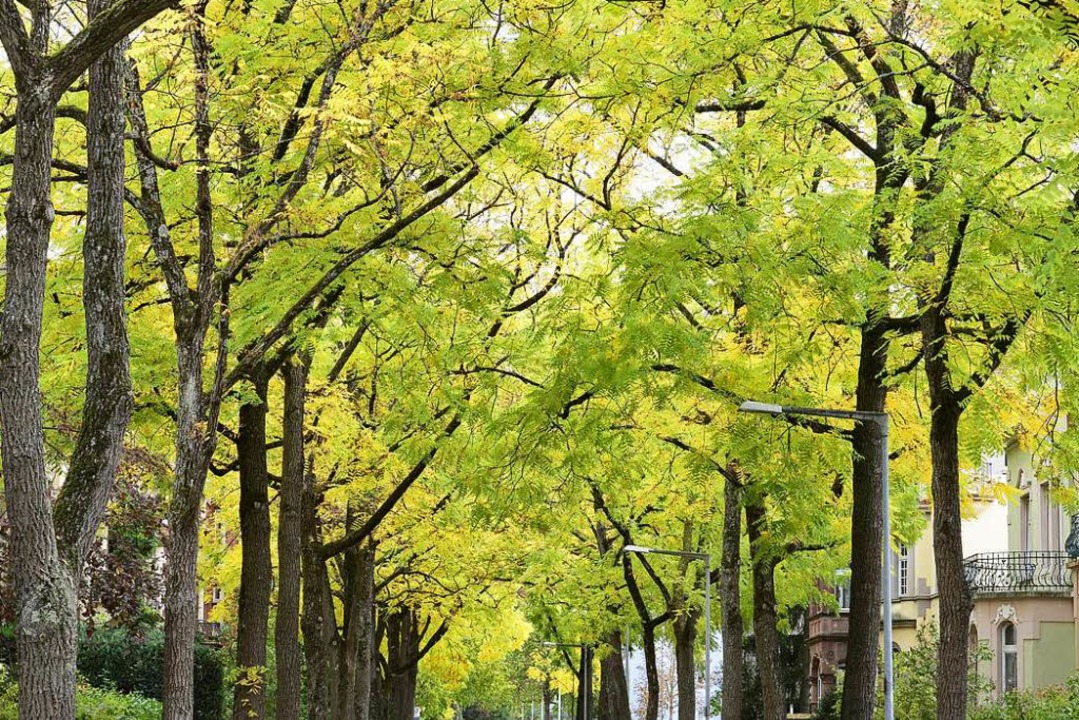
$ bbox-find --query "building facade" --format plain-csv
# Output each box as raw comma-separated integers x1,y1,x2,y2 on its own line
965,442,1076,699
806,448,1079,711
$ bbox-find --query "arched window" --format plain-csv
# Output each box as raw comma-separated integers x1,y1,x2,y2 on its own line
811,657,822,708
1000,622,1018,693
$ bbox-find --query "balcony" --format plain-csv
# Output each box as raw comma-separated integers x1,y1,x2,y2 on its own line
963,551,1073,598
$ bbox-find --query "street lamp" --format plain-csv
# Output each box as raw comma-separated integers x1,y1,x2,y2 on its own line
624,545,712,720
738,400,893,720
543,642,593,719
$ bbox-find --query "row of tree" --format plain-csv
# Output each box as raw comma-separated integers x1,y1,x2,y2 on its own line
4,0,1079,719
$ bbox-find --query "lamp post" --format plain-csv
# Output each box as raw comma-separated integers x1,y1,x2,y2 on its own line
624,544,711,720
738,400,893,720
543,642,593,720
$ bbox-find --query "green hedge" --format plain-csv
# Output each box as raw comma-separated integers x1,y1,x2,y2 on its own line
0,664,162,720
79,628,224,720
0,626,224,719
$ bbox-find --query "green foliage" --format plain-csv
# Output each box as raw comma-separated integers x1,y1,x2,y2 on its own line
78,629,224,720
0,664,161,720
970,676,1079,720
71,685,162,720
10,0,1079,712
0,665,14,716
869,624,994,720
813,688,841,720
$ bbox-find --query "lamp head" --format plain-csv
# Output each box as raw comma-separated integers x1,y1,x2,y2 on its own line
738,400,784,416
624,544,653,554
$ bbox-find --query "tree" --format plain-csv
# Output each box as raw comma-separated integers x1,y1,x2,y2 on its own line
0,1,172,716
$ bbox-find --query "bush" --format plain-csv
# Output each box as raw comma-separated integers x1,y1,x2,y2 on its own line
814,687,841,720
78,628,224,720
0,664,161,720
970,675,1079,720
0,625,223,719
74,684,162,720
0,628,12,669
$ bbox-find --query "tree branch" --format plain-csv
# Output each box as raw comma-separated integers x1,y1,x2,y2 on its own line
49,0,178,96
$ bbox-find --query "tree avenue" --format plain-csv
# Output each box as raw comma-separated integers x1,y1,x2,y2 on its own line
2,1,1079,720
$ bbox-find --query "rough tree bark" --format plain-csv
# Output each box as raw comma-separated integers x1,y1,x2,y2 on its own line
746,494,784,720
275,359,307,720
638,623,660,720
125,8,228,720
671,520,702,720
0,0,164,713
301,469,337,720
925,374,969,720
351,544,377,720
598,631,631,720
593,521,630,720
842,339,887,720
672,607,700,720
379,609,421,720
233,373,272,720
590,483,659,720
574,645,593,720
334,529,376,720
719,474,744,720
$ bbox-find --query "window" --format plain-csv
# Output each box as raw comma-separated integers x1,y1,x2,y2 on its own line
1019,495,1031,552
1042,482,1062,551
211,587,223,603
835,570,851,610
1001,622,1018,694
898,544,910,597
812,657,822,707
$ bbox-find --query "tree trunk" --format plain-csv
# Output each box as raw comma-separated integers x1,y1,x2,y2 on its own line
380,609,420,720
0,76,76,720
233,375,272,720
302,471,336,720
161,11,225,719
840,317,888,720
598,631,631,720
56,1,134,576
352,545,377,720
334,534,376,720
0,5,133,712
923,313,972,720
673,610,700,720
574,645,593,720
719,476,744,720
616,544,657,720
746,495,784,720
275,360,306,719
162,366,216,720
915,53,976,720
639,622,659,720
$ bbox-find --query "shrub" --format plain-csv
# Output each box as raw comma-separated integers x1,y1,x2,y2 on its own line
78,628,224,720
814,687,841,720
0,664,16,717
0,627,12,669
970,675,1079,720
0,664,161,720
74,684,162,720
0,625,223,719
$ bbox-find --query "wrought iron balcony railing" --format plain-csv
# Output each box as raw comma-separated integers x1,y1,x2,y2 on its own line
963,551,1073,596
